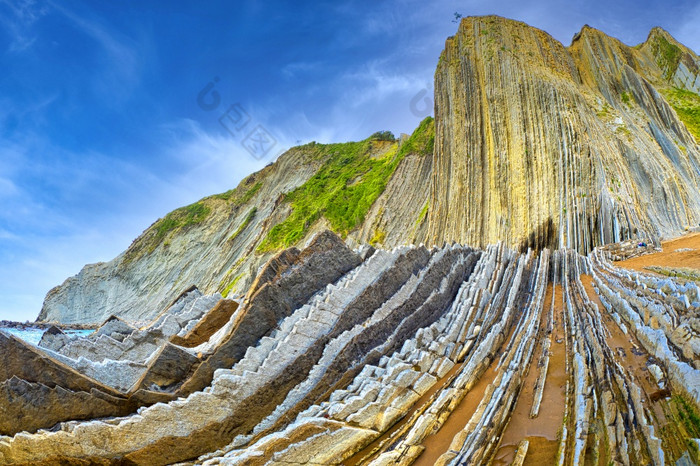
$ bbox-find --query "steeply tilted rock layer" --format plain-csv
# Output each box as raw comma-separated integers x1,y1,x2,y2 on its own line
7,16,700,464
37,17,700,325
2,230,700,464
38,124,434,324
428,17,700,253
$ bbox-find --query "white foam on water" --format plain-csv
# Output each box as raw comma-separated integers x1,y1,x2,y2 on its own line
0,327,93,345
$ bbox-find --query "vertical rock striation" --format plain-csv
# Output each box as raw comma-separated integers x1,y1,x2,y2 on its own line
3,233,699,464
5,16,700,466
36,18,700,325
428,16,700,253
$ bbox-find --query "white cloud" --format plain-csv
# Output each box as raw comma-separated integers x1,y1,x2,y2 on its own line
0,0,48,52
0,228,18,241
157,118,286,200
0,105,296,321
676,3,700,54
48,1,143,101
0,177,18,198
281,61,323,79
1,0,47,22
0,227,134,322
342,63,432,108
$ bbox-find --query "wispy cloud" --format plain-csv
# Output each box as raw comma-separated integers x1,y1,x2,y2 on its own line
281,61,323,79
0,228,18,241
5,0,699,323
340,60,432,108
158,118,279,198
0,227,134,322
0,177,18,199
48,1,143,101
676,3,700,54
0,111,297,320
1,0,46,22
0,0,49,52
0,132,149,321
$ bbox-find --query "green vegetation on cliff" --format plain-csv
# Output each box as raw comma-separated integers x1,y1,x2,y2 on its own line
673,395,700,438
229,208,257,242
211,180,262,206
122,201,213,262
662,87,700,142
369,228,386,246
155,203,211,242
369,130,396,141
258,117,434,251
415,200,429,226
221,272,244,298
124,176,264,264
650,32,682,79
400,117,435,156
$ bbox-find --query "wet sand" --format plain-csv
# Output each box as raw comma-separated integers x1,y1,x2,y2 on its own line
412,358,500,466
580,274,667,423
616,232,700,272
413,292,534,466
492,284,566,465
343,246,690,466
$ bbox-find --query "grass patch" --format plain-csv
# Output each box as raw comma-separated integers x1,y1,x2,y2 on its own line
122,169,265,265
597,102,613,119
211,181,262,207
369,228,386,246
621,91,632,105
400,117,434,156
644,265,700,282
154,202,210,242
650,33,682,79
257,117,434,252
674,395,700,437
228,207,257,242
415,200,429,226
122,201,212,264
234,182,262,207
221,272,245,298
615,125,632,141
661,87,700,142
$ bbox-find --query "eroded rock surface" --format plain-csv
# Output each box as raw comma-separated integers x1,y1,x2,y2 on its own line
6,15,700,466
428,17,700,253
38,17,700,326
2,233,700,465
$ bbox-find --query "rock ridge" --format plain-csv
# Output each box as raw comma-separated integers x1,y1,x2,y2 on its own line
2,230,699,464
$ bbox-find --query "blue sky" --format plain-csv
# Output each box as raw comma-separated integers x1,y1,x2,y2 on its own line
1,0,699,322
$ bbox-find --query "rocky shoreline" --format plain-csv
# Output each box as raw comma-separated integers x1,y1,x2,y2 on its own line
1,230,699,464
0,320,97,331
2,14,700,466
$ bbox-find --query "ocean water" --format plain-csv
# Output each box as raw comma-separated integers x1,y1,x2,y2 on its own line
0,327,94,345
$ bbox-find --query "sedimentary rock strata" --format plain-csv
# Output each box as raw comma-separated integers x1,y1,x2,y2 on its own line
2,230,699,464
38,17,700,326
6,14,700,466
428,17,700,252
0,231,360,436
